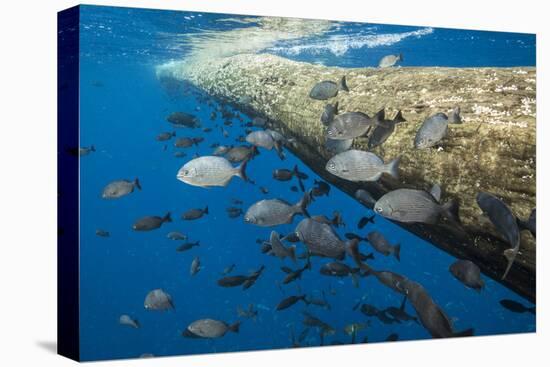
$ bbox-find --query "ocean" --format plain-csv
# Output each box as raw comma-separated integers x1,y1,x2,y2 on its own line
73,5,535,361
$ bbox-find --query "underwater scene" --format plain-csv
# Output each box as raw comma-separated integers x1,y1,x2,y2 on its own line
73,5,535,361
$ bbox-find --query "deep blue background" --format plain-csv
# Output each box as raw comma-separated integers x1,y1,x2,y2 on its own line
77,5,536,361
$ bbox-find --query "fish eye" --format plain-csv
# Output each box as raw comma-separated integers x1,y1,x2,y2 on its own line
375,206,383,213
328,162,336,170
327,130,333,136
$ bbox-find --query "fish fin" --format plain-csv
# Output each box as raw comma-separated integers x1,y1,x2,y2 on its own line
429,184,442,202
441,199,461,225
338,76,349,92
393,110,406,124
450,106,462,124
236,159,249,182
297,190,313,217
372,109,386,126
163,212,172,223
399,295,407,311
203,206,209,215
385,156,400,179
502,247,519,280
274,141,285,160
393,244,401,262
195,241,201,247
172,131,176,137
229,321,241,333
90,145,96,152
368,215,375,224
134,178,142,190
453,328,474,338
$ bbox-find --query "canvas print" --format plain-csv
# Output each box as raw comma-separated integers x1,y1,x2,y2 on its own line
57,5,536,362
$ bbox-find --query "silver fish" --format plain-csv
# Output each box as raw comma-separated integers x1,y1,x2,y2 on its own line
190,256,201,276
325,137,353,154
119,314,140,328
244,191,311,227
102,178,141,199
326,150,400,182
378,53,403,68
269,231,296,262
184,319,240,339
295,218,346,260
367,111,406,149
327,109,385,140
414,113,449,149
449,260,484,291
167,231,187,240
144,289,174,311
309,76,348,100
366,231,401,261
177,156,247,188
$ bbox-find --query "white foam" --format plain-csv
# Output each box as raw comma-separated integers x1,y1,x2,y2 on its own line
268,27,434,57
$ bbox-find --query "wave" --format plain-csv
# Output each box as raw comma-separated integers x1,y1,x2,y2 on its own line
267,27,434,57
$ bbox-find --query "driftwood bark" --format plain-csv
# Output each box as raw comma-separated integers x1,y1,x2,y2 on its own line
157,53,536,301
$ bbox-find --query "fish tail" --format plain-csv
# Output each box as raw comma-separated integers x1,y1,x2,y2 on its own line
394,243,401,262
441,199,461,225
297,190,313,217
275,141,286,160
90,145,96,152
502,247,519,280
453,328,474,338
171,131,176,137
228,321,241,333
195,241,201,247
236,159,249,182
338,76,349,92
163,212,172,223
203,206,209,215
393,110,406,124
368,215,375,224
386,156,400,179
372,108,386,126
134,178,142,190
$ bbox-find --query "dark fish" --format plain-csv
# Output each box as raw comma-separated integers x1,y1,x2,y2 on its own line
449,259,484,291
203,127,212,133
184,319,240,339
217,265,265,290
176,241,200,252
358,215,375,229
312,180,330,197
309,76,348,100
368,111,406,149
355,189,377,208
174,151,187,158
156,131,176,141
95,229,110,237
276,295,308,311
414,112,449,149
174,137,201,148
190,256,201,276
244,191,312,227
366,231,401,261
361,304,400,325
182,206,209,220
167,112,200,128
320,102,338,125
144,289,174,311
290,186,299,192
221,264,236,275
517,208,536,238
374,188,459,225
302,311,335,336
499,299,535,314
306,291,331,310
448,106,462,124
327,109,385,140
226,206,243,218
326,150,400,182
378,53,403,68
401,279,474,338
383,296,418,323
282,260,311,284
295,218,346,260
133,213,172,231
476,192,520,279
319,261,359,277
231,198,244,205
259,186,269,194
102,178,141,199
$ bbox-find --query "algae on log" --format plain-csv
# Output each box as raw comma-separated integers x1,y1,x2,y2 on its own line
157,54,536,301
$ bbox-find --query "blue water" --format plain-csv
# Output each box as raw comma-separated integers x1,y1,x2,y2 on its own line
76,5,536,361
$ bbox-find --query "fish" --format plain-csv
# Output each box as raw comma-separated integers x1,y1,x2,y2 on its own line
295,218,347,260
367,111,406,149
190,256,201,276
177,156,248,188
276,295,309,311
245,130,284,159
355,189,377,208
132,213,172,231
221,264,236,275
244,191,312,227
167,231,187,240
414,112,450,149
102,178,141,199
237,304,258,321
176,241,200,252
400,279,474,338
226,206,243,218
183,319,240,339
358,215,375,229
499,299,535,314
517,208,536,238
360,304,399,325
309,76,348,100
156,131,176,141
269,231,297,262
225,145,258,163
374,188,459,225
448,107,462,124
217,265,265,289
119,314,140,328
167,111,200,128
252,117,267,127
320,262,360,287
312,180,330,197
174,151,187,158
327,109,386,140
259,186,269,194
213,145,232,156
385,333,399,341
174,137,201,148
78,146,96,156
325,137,353,154
282,260,311,284
476,192,520,279
273,164,308,181
306,292,331,310
366,231,401,261
326,150,400,182
144,289,174,311
378,53,403,68
302,311,335,336
181,207,209,220
320,102,338,125
95,229,110,237
449,259,484,291
383,296,418,324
